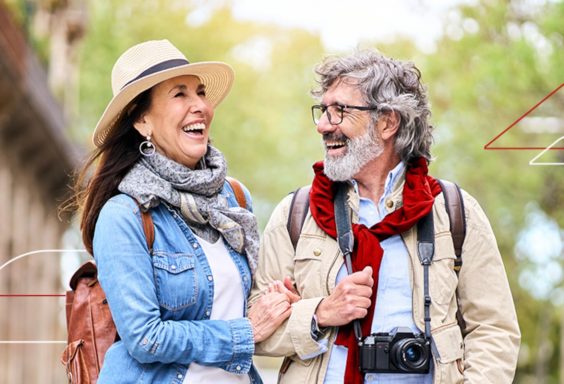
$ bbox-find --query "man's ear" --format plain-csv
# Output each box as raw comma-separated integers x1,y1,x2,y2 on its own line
379,110,400,141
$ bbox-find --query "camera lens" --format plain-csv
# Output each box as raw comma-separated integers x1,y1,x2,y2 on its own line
391,338,429,371
404,344,422,363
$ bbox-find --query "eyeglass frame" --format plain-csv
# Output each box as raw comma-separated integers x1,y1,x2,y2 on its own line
311,103,379,125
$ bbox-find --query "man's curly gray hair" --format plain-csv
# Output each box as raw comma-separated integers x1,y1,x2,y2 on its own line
312,50,433,163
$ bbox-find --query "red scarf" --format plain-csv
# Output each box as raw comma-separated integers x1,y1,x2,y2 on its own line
309,158,441,383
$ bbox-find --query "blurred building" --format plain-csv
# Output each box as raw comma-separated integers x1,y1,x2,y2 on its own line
0,2,81,383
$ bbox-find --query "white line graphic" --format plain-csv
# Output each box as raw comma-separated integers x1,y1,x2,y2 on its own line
529,136,564,166
0,249,87,272
0,249,88,345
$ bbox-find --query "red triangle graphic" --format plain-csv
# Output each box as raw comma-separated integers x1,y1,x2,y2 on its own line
484,83,564,150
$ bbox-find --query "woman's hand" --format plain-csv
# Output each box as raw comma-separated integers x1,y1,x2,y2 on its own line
248,291,291,343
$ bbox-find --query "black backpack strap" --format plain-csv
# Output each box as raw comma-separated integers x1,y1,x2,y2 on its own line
438,179,466,273
438,179,467,333
287,186,311,250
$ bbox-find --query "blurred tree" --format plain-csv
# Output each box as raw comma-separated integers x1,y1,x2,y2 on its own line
72,0,563,382
76,0,324,227
416,1,563,382
360,1,563,382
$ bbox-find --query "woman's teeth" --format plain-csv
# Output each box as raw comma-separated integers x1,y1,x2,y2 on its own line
182,123,205,132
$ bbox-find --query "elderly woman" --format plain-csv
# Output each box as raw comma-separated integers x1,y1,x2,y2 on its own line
72,39,290,383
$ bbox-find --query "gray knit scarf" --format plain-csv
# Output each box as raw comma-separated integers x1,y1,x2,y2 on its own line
118,145,259,275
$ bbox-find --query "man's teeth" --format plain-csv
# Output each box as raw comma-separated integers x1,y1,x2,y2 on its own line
326,141,346,149
182,123,205,132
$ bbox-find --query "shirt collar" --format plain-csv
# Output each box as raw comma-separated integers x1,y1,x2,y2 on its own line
352,161,405,199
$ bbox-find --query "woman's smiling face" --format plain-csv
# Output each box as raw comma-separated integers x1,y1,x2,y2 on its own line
135,75,214,168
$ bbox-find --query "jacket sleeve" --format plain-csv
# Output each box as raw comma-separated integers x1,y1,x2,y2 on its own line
457,192,521,382
93,196,254,372
249,195,328,359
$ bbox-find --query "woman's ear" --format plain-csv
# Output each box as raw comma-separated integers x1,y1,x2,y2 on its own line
133,114,150,137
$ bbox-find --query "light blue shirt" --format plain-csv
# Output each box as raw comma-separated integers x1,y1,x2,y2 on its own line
323,162,433,384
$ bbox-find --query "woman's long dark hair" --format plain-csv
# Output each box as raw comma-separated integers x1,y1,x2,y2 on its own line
66,89,152,254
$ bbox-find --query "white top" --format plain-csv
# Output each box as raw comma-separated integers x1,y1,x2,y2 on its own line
183,235,250,384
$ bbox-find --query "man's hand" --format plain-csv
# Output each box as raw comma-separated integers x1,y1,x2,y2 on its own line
315,266,373,327
267,277,301,304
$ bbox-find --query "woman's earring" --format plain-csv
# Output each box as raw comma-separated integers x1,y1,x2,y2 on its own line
139,135,156,157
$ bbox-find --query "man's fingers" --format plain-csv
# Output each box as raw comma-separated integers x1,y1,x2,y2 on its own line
347,267,374,286
283,276,298,294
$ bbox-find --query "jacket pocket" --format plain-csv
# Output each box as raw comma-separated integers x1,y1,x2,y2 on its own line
432,323,464,383
430,234,458,306
152,252,197,311
293,237,326,297
279,355,316,384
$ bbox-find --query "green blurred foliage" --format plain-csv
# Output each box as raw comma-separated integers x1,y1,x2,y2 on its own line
414,1,563,382
70,0,562,381
76,0,324,227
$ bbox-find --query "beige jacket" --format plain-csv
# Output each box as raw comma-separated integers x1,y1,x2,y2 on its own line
251,179,520,384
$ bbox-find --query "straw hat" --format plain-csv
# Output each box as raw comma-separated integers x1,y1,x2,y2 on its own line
92,39,234,147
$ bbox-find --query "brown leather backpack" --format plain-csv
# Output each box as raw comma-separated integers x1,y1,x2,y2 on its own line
61,177,247,383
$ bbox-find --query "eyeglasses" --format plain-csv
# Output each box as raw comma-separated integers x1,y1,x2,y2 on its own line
311,103,378,125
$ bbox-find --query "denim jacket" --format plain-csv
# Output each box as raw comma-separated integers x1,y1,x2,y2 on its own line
93,181,263,384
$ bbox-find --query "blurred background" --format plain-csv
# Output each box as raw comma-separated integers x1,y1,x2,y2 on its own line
0,0,562,382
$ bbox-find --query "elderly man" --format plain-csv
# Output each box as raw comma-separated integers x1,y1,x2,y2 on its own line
250,50,520,384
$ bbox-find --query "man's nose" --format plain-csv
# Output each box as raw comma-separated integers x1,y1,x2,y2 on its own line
316,114,336,135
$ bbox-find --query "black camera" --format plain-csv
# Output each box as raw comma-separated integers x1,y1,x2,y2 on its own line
359,327,431,374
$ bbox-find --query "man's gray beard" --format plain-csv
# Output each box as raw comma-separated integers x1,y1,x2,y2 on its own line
324,127,383,182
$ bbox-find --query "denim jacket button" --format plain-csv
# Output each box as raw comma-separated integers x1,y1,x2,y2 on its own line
236,365,241,371
171,265,177,270
177,373,183,379
192,242,199,249
205,310,211,317
207,275,213,281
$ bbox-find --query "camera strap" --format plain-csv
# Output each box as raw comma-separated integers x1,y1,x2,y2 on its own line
334,182,363,343
334,183,436,347
416,210,434,342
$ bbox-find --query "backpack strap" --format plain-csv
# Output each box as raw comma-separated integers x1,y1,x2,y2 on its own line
226,176,247,209
287,182,467,263
287,186,311,250
140,210,155,254
437,179,466,273
438,179,467,333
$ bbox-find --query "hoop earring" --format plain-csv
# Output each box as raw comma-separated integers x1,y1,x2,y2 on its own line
139,135,156,157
